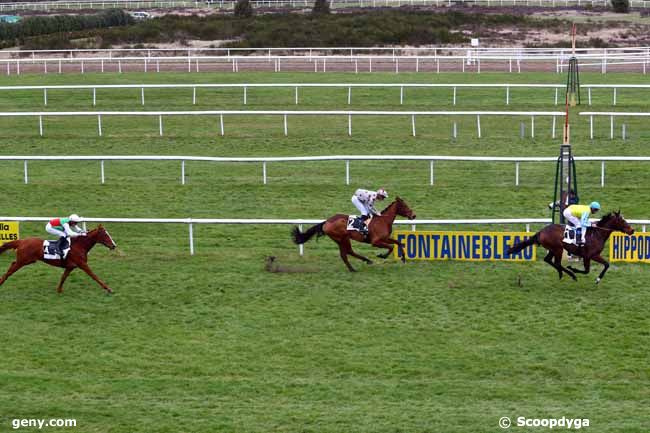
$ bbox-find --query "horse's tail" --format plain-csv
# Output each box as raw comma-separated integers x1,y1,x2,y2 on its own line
0,240,19,255
291,222,325,245
507,233,539,255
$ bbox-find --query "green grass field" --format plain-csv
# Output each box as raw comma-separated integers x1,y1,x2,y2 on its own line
0,71,649,433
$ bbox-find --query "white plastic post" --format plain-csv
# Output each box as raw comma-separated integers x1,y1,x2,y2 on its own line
97,114,102,136
159,115,163,136
554,88,558,105
429,160,434,185
93,88,96,106
590,115,594,139
189,223,194,255
476,115,481,138
453,86,457,105
506,86,510,105
299,224,304,256
588,87,592,105
613,87,617,106
348,86,351,105
141,87,145,105
348,114,352,136
283,114,288,136
263,162,267,185
411,115,416,137
345,160,350,185
552,116,556,139
43,89,47,106
601,161,605,187
400,86,404,105
453,121,458,139
181,160,186,185
24,160,28,184
193,87,196,105
39,115,43,136
244,86,247,105
531,116,535,138
295,86,298,105
610,115,614,140
515,162,520,186
220,114,224,136
526,224,530,232
101,160,105,184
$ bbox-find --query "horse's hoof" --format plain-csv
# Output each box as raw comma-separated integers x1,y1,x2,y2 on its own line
366,260,373,265
595,278,601,284
571,275,577,281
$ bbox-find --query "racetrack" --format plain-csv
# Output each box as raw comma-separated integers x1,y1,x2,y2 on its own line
0,71,649,432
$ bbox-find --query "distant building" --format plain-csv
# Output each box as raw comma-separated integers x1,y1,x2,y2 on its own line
0,15,21,24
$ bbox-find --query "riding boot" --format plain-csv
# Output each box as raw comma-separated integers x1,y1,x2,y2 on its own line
576,228,583,246
56,236,69,259
358,215,369,236
580,228,587,246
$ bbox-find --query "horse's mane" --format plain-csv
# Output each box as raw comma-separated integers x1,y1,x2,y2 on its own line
380,197,402,214
596,212,615,226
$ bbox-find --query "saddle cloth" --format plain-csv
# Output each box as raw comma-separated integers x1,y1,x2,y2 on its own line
347,215,360,232
562,226,577,246
43,240,70,260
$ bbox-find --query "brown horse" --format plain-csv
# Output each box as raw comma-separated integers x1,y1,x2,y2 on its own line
0,225,116,293
507,211,634,283
292,197,416,272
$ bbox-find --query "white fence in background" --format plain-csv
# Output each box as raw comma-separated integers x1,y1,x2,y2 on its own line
581,112,650,139
1,52,649,75
2,83,649,107
1,216,647,256
0,109,565,138
5,155,650,188
1,0,650,11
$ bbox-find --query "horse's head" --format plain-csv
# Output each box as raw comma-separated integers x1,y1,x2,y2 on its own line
598,210,634,235
91,224,117,250
395,197,416,220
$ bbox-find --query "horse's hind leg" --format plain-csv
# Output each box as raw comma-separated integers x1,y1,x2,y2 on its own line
544,251,562,279
336,239,357,272
555,253,577,281
568,258,591,275
0,260,25,286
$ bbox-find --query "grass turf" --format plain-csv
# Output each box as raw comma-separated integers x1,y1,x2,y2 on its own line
0,71,649,433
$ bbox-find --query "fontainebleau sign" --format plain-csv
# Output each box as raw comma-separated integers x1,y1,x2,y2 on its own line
394,231,536,261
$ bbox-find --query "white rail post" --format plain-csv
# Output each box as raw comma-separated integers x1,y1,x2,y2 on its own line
220,114,224,136
613,87,617,106
16,61,19,75
283,114,288,136
610,115,614,140
515,161,520,186
453,86,457,105
58,59,62,74
506,86,510,105
590,115,594,139
355,59,358,74
101,59,104,73
552,116,556,139
347,86,351,105
453,121,457,139
262,162,267,185
93,87,96,106
411,115,416,137
43,88,47,106
181,160,186,185
588,87,592,105
554,88,558,105
601,161,605,187
476,115,481,138
244,86,247,105
530,116,535,138
97,114,102,136
141,87,145,105
400,86,404,105
24,160,28,184
188,222,194,255
526,223,530,232
100,160,105,184
348,114,352,136
193,87,196,105
118,60,122,73
345,160,350,185
81,60,84,74
295,86,298,105
299,224,304,256
159,115,163,136
429,160,434,185
39,115,43,137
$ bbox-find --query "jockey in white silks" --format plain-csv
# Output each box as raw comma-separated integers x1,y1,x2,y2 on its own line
350,188,388,234
45,214,86,256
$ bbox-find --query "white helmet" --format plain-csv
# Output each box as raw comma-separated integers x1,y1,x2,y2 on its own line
377,188,388,198
69,214,83,223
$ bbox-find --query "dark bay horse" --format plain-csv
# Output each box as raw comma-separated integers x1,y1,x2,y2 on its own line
507,211,634,283
0,225,117,293
292,197,416,272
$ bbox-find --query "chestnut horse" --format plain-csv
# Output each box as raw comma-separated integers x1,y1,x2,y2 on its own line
0,225,116,293
507,211,634,283
292,197,416,272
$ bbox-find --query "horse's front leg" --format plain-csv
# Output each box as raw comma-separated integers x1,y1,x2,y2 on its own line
591,254,610,284
373,238,406,263
77,262,113,294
